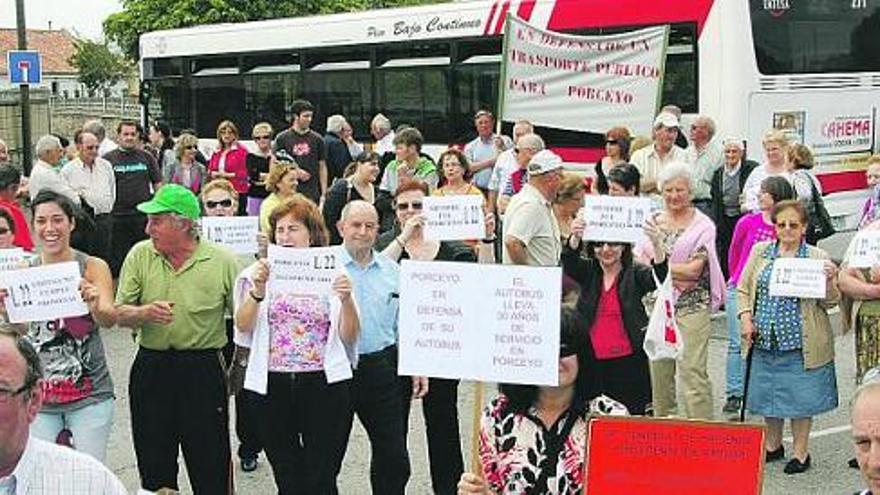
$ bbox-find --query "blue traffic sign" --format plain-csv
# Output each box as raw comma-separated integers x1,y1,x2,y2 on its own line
7,51,42,85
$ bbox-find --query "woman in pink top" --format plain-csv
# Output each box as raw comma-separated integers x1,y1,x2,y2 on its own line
721,175,795,416
208,120,250,215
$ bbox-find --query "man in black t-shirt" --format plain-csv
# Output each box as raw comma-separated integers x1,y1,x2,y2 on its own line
273,99,327,205
104,120,162,277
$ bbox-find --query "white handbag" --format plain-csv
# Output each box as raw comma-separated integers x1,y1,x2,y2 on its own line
643,269,684,361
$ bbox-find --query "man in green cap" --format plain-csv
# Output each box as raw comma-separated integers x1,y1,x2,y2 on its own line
115,184,239,494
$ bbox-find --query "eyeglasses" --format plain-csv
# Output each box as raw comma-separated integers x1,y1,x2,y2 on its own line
0,228,11,235
775,221,802,230
396,202,423,211
185,145,198,150
0,383,31,403
593,241,624,248
605,139,619,145
205,199,233,208
254,136,271,141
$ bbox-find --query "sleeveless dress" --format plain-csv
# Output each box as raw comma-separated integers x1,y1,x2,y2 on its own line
25,250,114,412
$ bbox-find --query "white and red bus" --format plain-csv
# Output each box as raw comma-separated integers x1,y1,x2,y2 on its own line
139,0,880,226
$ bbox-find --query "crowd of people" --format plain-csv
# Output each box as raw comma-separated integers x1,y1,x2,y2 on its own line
0,98,878,495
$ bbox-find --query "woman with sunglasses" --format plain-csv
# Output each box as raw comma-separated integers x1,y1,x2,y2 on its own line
163,133,207,195
737,200,838,474
234,196,359,493
0,208,20,250
721,176,794,417
199,179,265,472
378,179,494,495
209,120,250,215
323,151,381,245
147,120,175,170
593,126,631,195
562,213,666,415
0,191,117,463
246,122,276,216
457,308,627,494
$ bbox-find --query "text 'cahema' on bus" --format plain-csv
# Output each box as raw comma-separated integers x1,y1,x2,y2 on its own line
138,0,880,227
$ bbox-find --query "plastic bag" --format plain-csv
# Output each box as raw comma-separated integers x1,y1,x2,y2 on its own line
643,269,683,360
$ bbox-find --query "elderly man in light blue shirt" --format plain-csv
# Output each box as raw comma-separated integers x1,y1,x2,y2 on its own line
336,200,426,495
465,110,513,191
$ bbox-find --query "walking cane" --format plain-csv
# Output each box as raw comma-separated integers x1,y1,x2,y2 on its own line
739,333,757,423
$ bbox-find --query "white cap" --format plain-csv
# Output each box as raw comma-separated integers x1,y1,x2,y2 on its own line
527,150,563,176
653,112,680,129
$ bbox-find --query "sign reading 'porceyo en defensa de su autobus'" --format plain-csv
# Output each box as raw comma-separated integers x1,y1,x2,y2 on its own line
499,14,669,136
398,260,561,386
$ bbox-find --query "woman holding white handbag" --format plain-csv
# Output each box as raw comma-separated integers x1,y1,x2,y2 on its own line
634,162,727,420
562,215,666,415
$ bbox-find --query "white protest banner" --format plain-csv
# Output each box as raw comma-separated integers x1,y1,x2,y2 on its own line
266,245,342,372
0,248,28,271
398,260,561,386
0,261,88,323
581,195,653,244
848,230,880,269
201,216,260,255
768,258,827,299
500,14,669,136
422,195,484,241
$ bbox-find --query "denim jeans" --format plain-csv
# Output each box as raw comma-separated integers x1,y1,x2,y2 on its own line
725,284,744,397
31,398,115,463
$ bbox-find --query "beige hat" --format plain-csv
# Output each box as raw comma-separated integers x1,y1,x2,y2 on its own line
653,112,680,129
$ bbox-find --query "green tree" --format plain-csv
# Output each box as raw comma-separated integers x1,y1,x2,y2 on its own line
69,38,132,95
104,0,445,61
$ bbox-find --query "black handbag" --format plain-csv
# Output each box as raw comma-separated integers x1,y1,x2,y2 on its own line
806,179,834,245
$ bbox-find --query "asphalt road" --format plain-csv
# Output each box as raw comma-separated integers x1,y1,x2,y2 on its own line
97,228,867,495
98,318,865,494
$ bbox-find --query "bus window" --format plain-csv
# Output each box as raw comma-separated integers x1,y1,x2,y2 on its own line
191,75,246,137
751,1,880,74
377,42,451,143
145,78,189,134
454,38,502,143
299,48,371,137
244,73,299,135
377,69,451,144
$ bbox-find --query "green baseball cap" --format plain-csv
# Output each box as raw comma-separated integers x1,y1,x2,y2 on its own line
136,184,201,220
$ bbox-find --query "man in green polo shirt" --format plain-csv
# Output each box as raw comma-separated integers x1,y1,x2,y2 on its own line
115,184,239,494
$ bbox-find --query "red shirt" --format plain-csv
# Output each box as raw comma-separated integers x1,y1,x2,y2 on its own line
0,198,34,251
208,144,250,194
588,278,633,360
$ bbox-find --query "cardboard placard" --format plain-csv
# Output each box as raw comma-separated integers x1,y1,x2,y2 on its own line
398,260,561,386
768,257,827,299
201,216,260,255
0,248,28,271
422,195,485,241
581,195,653,244
586,417,765,495
0,261,88,323
848,229,880,269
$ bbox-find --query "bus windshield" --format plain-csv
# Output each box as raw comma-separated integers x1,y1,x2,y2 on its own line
750,0,880,75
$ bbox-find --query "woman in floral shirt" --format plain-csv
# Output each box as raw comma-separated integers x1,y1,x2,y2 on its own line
458,308,627,494
234,196,359,494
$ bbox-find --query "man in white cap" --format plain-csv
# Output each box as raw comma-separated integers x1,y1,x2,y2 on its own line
503,149,563,266
630,112,689,194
